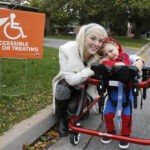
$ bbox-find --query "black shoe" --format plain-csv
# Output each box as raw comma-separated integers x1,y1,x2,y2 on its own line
58,119,69,137
101,137,112,144
119,141,129,149
101,130,116,144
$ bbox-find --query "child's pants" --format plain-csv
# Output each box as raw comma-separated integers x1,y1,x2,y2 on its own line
103,89,133,136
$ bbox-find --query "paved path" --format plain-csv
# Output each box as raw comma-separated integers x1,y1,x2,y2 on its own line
44,38,69,48
44,38,137,54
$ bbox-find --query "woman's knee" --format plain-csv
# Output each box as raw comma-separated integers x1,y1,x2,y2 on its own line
55,79,71,100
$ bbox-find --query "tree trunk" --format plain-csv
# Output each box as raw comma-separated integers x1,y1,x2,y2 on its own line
133,22,142,39
45,14,51,35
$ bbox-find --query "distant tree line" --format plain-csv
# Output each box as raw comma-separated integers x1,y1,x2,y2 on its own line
26,0,150,38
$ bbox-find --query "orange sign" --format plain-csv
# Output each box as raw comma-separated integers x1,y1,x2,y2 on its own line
0,8,45,59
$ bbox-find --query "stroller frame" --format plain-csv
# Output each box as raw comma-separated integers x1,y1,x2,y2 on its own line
69,64,150,146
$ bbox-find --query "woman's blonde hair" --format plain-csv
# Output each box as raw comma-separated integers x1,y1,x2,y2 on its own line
76,23,107,60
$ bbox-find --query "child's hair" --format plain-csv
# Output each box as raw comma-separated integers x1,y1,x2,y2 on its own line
99,41,118,56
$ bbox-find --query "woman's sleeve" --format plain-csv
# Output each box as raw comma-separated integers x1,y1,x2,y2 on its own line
129,55,145,72
59,47,94,86
129,55,144,64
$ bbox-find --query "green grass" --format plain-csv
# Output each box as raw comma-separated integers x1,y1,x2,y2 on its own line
111,36,149,49
0,47,59,135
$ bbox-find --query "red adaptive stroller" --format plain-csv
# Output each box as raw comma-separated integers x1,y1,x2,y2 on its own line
68,63,150,146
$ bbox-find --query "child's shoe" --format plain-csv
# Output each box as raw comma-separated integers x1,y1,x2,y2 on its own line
119,141,129,149
101,130,116,144
101,137,112,144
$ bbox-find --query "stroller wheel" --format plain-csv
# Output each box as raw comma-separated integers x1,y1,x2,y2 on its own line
70,132,81,145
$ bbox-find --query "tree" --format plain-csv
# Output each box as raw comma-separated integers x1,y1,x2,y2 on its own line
128,0,150,38
111,0,150,38
26,0,150,37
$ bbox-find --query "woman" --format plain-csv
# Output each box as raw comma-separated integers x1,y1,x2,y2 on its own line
52,23,144,137
52,23,107,136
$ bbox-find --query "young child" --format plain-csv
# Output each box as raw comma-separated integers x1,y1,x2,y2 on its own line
99,38,130,66
99,38,132,149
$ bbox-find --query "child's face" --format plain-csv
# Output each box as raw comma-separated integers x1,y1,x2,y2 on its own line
102,43,119,60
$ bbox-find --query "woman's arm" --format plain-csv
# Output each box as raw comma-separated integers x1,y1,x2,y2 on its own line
59,46,94,86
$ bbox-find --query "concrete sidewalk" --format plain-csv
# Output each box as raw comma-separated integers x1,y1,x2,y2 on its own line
0,105,56,150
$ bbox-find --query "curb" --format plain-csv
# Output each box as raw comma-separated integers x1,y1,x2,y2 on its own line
135,42,150,56
0,105,56,150
124,46,140,50
136,43,150,63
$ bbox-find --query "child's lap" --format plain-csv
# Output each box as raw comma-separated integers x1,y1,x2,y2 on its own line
103,89,133,115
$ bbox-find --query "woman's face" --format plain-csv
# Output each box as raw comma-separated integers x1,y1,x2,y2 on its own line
103,43,119,60
84,29,106,55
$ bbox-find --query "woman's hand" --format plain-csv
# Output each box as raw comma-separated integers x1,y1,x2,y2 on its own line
133,59,144,72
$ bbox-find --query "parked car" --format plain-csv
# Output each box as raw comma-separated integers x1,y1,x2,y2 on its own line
141,31,150,38
68,31,76,36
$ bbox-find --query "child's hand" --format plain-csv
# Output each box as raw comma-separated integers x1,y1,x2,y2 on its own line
99,57,109,63
114,62,125,66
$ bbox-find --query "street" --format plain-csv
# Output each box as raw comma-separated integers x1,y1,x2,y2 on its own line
44,38,150,150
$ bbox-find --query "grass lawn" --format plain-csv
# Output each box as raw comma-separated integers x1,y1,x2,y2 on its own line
112,36,149,49
0,47,59,135
0,36,149,135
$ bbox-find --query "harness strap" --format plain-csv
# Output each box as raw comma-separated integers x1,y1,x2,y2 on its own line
108,85,132,109
116,82,123,128
107,82,133,128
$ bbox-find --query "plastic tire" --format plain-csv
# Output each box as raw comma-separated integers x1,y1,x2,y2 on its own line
70,132,81,145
